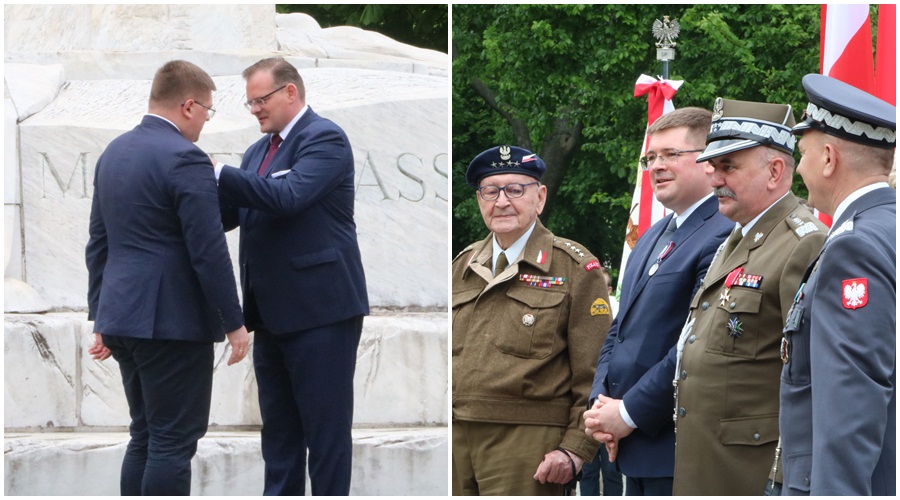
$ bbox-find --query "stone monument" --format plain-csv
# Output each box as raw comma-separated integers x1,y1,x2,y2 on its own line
4,4,448,495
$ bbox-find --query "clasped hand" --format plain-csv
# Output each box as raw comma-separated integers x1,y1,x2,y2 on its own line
582,394,635,462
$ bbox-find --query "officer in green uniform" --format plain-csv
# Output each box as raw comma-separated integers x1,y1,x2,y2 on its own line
671,99,827,495
452,145,612,495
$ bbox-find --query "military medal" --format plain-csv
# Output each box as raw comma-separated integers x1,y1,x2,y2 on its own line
649,241,675,276
519,274,566,288
727,315,743,338
720,267,743,306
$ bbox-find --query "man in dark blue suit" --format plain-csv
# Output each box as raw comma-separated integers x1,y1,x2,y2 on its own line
780,74,895,495
212,57,369,496
85,60,249,496
583,107,731,495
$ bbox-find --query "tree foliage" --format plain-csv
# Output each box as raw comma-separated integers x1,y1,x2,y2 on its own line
278,4,448,53
452,4,865,284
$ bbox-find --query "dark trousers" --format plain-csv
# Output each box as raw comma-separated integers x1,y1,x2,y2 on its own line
625,475,673,496
103,335,214,496
580,445,624,496
253,315,363,496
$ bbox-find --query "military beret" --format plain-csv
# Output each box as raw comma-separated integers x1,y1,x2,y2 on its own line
465,145,546,187
793,73,896,149
696,97,797,162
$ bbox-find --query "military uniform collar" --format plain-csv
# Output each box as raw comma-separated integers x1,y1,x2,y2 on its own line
831,182,891,231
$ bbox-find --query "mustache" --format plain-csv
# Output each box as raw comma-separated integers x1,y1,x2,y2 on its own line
714,186,737,199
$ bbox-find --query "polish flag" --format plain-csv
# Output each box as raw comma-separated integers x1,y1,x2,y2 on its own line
616,75,682,295
874,4,895,105
816,4,878,227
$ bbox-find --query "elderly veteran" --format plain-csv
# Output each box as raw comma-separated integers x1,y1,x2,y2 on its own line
451,145,612,495
778,74,896,496
670,99,827,495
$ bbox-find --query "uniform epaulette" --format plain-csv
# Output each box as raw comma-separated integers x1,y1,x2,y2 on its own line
827,218,854,241
784,211,826,239
552,237,598,266
452,243,476,263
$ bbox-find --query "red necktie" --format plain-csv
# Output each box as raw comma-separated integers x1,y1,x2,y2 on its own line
258,134,283,177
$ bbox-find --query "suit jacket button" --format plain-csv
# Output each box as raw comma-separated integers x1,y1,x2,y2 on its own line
679,407,686,417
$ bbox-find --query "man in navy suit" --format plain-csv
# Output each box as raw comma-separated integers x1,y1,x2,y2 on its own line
85,60,249,496
779,74,895,495
583,107,732,495
212,57,369,496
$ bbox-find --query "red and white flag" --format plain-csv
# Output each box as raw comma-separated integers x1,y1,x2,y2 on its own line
874,4,896,105
616,75,682,294
816,4,879,227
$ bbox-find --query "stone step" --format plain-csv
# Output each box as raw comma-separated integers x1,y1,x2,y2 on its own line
5,312,447,429
4,427,448,495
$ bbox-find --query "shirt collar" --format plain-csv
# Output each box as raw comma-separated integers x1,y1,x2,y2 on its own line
831,182,891,228
674,192,714,228
275,103,309,142
739,191,790,237
492,221,537,270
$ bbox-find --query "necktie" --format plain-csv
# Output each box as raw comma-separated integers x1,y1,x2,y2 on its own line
645,216,678,275
258,134,283,177
494,251,509,277
720,226,744,261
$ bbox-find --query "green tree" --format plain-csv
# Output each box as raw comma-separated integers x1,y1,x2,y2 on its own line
278,4,448,53
452,4,853,283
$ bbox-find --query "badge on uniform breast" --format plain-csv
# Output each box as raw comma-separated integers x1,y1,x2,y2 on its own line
522,313,535,326
591,298,611,316
727,314,743,338
842,278,868,309
719,267,743,306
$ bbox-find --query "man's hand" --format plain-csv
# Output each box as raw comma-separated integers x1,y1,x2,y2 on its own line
226,326,250,365
584,394,635,442
88,333,111,361
533,449,585,485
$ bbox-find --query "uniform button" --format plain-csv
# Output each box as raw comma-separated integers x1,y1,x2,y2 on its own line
753,433,761,441
688,335,696,344
699,279,704,286
680,370,687,380
804,477,810,487
679,407,686,417
701,301,709,311
617,336,624,343
730,302,736,309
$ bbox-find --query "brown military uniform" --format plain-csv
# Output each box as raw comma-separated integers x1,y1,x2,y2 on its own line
672,193,826,495
452,219,611,494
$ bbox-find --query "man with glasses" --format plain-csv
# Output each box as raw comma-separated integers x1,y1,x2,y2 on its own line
583,107,732,495
667,98,826,495
86,60,249,495
211,57,369,495
451,145,612,495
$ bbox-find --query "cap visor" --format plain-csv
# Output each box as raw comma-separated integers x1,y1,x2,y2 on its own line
696,139,758,162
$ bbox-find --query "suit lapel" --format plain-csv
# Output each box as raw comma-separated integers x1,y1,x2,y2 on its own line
618,215,670,315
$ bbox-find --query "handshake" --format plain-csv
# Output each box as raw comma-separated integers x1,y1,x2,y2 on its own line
582,395,636,462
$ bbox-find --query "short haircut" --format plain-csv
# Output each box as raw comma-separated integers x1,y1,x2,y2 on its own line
149,60,215,107
242,57,306,102
647,107,713,149
760,145,796,171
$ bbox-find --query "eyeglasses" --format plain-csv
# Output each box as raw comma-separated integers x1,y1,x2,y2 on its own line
640,148,704,170
182,100,216,120
244,85,287,110
477,182,539,201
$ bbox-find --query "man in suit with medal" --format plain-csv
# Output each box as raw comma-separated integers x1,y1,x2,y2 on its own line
779,74,896,495
211,57,369,495
582,107,732,495
664,98,827,495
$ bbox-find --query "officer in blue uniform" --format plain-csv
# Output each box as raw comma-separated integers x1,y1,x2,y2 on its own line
780,74,896,495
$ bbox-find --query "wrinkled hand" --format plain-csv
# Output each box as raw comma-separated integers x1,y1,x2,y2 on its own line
226,326,250,365
533,449,585,485
88,333,112,361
